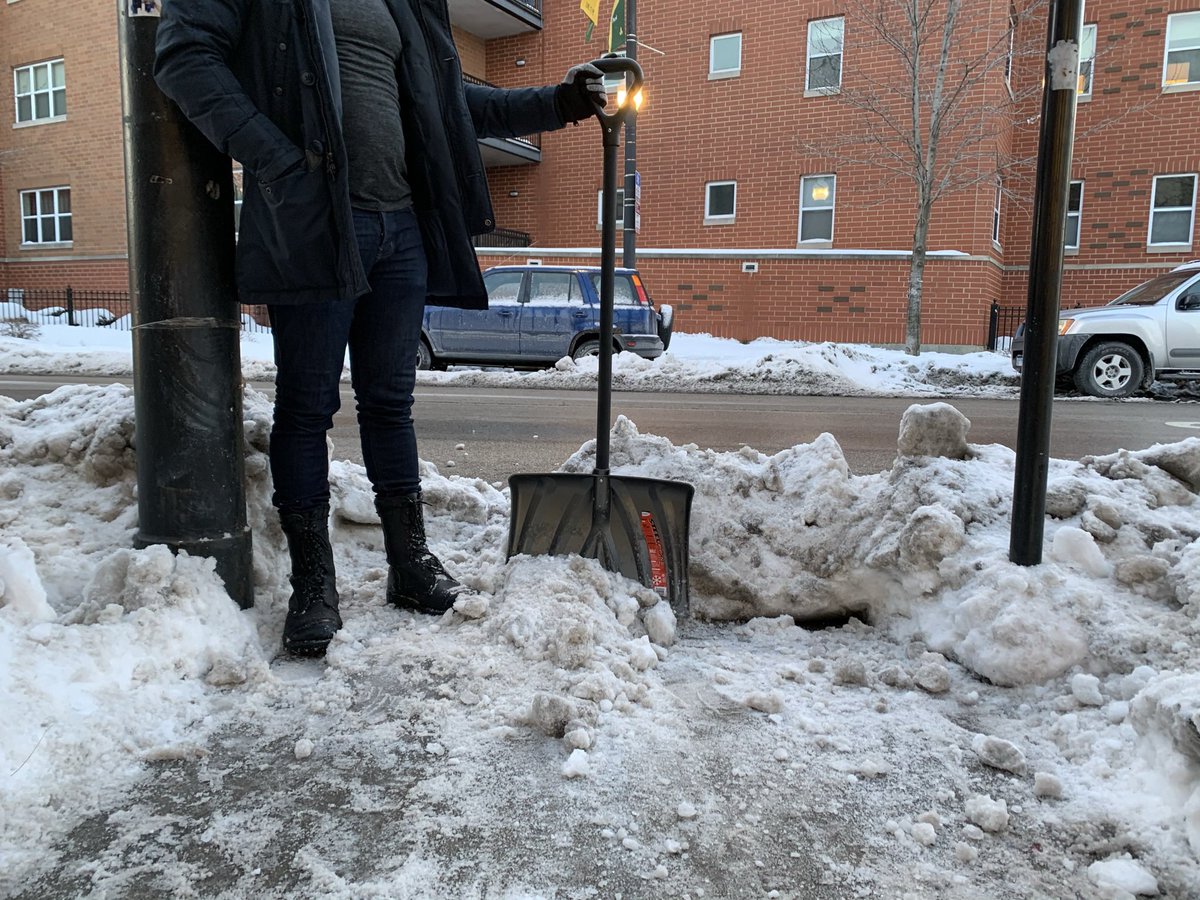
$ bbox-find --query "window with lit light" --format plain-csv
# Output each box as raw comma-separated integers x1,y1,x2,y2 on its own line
705,181,736,223
710,33,742,78
1163,12,1200,88
806,18,843,93
799,175,835,243
1079,25,1097,96
1149,174,1197,246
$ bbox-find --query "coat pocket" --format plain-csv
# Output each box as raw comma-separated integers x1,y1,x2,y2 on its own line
244,166,339,294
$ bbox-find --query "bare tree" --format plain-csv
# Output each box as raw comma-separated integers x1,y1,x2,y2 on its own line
803,0,1047,355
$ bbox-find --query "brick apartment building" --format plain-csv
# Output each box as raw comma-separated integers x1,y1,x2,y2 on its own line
1,0,1197,348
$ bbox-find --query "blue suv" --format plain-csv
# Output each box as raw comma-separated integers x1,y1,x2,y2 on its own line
417,265,674,370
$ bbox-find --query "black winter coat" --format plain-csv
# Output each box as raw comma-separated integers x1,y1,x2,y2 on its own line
154,0,565,308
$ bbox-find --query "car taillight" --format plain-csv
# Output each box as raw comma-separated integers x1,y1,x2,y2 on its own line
631,274,651,306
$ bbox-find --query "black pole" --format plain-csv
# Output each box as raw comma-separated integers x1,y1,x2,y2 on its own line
1009,0,1084,565
119,2,254,607
622,0,638,268
597,120,620,471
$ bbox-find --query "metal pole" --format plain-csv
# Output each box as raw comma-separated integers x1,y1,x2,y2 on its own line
622,0,638,268
119,2,254,607
1009,0,1084,565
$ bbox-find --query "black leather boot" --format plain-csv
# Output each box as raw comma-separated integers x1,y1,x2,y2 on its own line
279,504,342,656
376,493,466,614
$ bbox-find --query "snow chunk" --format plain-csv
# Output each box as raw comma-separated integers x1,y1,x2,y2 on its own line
453,591,490,619
642,601,676,647
955,842,979,864
293,739,314,760
1033,772,1063,799
1050,527,1112,577
676,801,698,820
964,794,1009,833
911,822,937,846
896,402,971,460
562,749,590,779
743,691,785,714
913,662,951,694
1071,673,1105,706
971,734,1027,775
1087,858,1159,896
0,537,55,622
626,636,659,672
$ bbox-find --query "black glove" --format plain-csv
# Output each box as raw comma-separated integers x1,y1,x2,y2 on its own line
555,63,607,124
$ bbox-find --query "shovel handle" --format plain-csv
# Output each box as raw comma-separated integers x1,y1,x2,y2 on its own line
589,55,644,131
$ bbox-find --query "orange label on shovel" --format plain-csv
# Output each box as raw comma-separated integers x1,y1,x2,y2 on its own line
640,512,669,597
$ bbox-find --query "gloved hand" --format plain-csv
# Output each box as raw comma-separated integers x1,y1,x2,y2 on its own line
555,63,607,124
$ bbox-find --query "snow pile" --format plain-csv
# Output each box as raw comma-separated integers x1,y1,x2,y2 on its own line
0,325,1020,398
1,385,1198,896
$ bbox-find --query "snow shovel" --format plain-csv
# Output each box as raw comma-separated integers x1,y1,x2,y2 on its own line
507,56,695,614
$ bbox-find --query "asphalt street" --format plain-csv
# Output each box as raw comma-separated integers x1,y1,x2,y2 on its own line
3,375,1198,481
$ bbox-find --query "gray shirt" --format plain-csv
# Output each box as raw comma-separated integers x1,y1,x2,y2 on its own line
329,0,412,211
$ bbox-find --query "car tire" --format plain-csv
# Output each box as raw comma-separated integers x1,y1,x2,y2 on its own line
572,339,602,361
657,304,674,351
416,338,434,372
1073,342,1145,398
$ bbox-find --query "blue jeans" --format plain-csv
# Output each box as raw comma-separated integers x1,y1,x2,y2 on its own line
267,207,427,511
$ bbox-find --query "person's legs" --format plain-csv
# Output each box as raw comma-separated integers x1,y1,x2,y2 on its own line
347,207,468,613
347,207,425,497
266,212,382,653
267,303,357,511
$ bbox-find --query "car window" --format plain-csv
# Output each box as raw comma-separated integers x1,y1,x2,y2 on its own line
1107,271,1197,306
528,273,579,306
484,272,523,304
589,274,636,305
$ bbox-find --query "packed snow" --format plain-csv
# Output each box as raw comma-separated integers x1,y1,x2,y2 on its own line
0,319,1198,898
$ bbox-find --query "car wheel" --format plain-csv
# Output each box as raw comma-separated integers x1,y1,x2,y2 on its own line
416,339,434,371
1073,342,1145,398
572,339,602,361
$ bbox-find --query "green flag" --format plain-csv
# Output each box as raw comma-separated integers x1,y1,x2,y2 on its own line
609,0,626,52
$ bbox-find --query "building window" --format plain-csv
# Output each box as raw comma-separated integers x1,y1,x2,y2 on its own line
806,17,844,93
1079,24,1097,96
20,187,72,244
709,33,742,78
1004,9,1017,93
597,188,625,228
1066,180,1083,250
1163,12,1200,88
13,59,66,124
993,182,1003,247
232,166,244,233
799,175,836,243
1149,174,1197,246
705,181,736,223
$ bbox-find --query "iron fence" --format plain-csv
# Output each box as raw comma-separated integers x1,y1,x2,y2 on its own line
987,302,1025,352
2,287,272,333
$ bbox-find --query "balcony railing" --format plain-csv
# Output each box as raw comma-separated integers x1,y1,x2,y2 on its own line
447,0,542,38
473,227,532,248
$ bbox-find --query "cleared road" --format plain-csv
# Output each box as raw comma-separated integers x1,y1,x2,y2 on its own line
4,374,1198,483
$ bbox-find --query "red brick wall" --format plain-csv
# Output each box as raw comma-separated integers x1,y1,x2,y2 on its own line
0,0,127,293
1,0,1195,347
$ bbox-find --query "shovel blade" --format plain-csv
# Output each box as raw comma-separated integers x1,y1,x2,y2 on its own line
507,473,695,614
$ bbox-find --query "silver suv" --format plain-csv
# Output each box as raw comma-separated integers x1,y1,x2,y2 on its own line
1011,261,1200,397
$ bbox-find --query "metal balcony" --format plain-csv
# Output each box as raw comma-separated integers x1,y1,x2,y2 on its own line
463,74,543,166
447,0,542,38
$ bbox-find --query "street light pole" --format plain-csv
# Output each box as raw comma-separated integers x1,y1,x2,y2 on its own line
1010,0,1084,565
622,0,638,268
118,1,254,607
